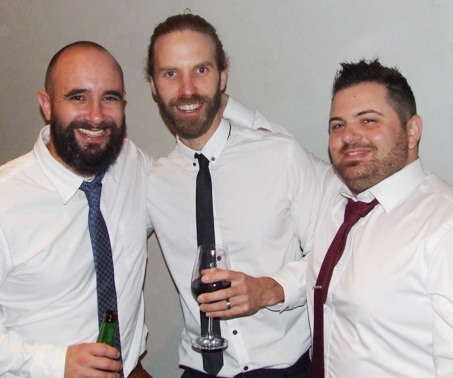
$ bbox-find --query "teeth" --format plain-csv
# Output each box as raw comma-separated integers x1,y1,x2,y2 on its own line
78,128,105,137
178,103,201,112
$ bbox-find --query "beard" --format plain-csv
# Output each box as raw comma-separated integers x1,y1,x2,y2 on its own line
50,117,126,176
155,82,222,140
332,129,409,194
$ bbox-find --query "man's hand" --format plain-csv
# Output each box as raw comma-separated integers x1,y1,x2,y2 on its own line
64,342,122,378
197,268,284,318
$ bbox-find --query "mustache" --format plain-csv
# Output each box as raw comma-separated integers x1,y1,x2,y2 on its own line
169,94,206,106
339,142,376,154
67,120,115,131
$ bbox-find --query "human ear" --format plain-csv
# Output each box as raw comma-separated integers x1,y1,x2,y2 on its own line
150,77,158,97
220,69,228,92
37,90,52,122
407,115,423,150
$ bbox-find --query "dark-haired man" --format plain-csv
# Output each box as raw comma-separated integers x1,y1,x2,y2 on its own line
0,42,152,377
307,59,453,377
146,13,322,377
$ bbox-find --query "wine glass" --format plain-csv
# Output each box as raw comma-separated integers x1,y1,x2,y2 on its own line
191,244,231,351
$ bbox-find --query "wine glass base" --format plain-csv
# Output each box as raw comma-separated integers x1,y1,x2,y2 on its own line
192,336,228,351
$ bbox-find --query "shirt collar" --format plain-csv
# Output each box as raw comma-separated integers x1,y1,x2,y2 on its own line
339,159,426,213
176,119,231,166
34,125,119,204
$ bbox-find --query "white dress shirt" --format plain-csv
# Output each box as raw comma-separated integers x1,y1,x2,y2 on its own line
0,126,152,377
223,96,291,136
147,119,321,376
307,159,453,377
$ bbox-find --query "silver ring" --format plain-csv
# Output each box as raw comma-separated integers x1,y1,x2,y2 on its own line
226,298,231,310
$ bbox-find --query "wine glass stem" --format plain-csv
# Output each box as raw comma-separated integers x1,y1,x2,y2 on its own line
207,316,214,339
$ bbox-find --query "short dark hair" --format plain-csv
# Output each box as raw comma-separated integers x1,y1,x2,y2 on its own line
45,41,124,93
332,59,417,125
146,13,229,79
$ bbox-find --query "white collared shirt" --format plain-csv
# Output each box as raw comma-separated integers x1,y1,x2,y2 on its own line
148,118,323,376
0,126,152,377
223,96,291,136
307,159,453,377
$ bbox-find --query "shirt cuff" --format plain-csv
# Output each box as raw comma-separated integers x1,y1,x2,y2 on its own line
268,264,306,312
30,344,68,377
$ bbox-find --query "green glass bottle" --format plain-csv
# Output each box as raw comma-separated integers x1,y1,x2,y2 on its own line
97,310,117,346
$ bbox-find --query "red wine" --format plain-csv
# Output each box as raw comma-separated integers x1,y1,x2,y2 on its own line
191,278,231,298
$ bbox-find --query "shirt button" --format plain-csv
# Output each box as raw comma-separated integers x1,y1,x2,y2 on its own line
243,366,249,371
232,330,238,335
324,307,329,313
336,262,342,268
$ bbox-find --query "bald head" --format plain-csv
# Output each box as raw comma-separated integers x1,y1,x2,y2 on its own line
44,41,124,95
37,41,127,177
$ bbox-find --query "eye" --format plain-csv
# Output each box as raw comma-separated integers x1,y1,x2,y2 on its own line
68,95,85,102
104,95,122,102
163,70,176,79
362,118,377,125
196,66,208,75
329,122,344,132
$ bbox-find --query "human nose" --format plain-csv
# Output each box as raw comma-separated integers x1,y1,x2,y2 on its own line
179,74,197,96
84,100,105,125
342,125,362,144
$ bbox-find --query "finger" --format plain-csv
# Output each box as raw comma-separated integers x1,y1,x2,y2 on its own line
200,295,233,312
93,356,123,373
200,268,232,282
198,286,234,304
206,303,245,318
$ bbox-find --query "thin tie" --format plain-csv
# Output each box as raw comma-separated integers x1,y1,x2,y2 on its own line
195,153,223,376
311,198,379,378
80,173,123,375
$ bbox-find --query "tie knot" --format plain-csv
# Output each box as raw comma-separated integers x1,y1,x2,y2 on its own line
344,198,378,225
79,172,106,204
195,153,210,169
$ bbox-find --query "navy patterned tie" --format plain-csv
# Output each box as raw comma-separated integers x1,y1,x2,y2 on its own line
311,198,378,378
195,153,223,376
80,172,123,374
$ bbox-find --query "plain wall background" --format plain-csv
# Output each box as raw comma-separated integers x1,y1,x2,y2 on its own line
1,1,453,377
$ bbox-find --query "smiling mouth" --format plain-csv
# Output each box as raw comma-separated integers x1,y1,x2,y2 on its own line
78,128,106,137
341,143,374,158
177,103,202,112
345,150,365,156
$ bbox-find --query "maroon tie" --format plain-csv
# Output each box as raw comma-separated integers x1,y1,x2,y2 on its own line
311,198,379,378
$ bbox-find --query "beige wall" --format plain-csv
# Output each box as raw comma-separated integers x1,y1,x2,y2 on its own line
2,1,453,376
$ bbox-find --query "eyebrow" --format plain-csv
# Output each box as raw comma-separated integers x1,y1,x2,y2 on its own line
196,61,215,68
356,109,385,117
64,88,88,98
157,61,216,74
104,90,124,100
329,109,385,124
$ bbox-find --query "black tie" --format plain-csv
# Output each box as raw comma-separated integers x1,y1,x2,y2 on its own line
311,198,378,378
195,153,223,376
80,173,123,377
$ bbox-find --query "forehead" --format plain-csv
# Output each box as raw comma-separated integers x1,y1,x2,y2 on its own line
51,47,123,93
331,82,392,114
153,30,217,68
